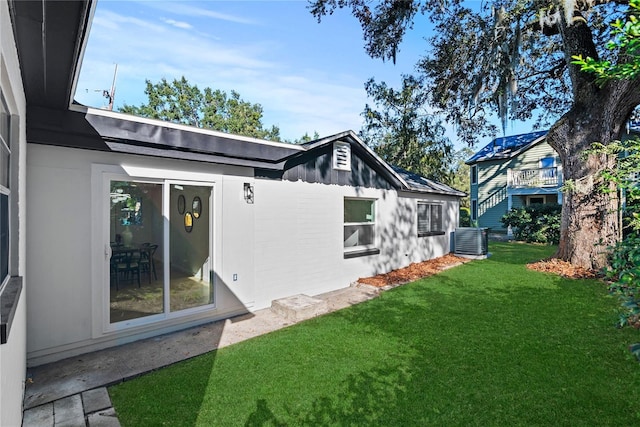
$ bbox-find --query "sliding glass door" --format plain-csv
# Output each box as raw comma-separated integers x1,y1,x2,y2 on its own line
108,178,214,325
169,183,214,312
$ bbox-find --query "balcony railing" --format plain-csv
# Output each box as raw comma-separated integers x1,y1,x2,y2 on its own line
508,167,561,188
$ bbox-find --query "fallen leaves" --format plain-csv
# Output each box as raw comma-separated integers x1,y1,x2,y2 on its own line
526,258,598,279
357,253,471,288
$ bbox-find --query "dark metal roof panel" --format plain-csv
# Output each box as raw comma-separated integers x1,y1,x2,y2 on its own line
466,130,548,165
26,106,299,169
391,166,466,197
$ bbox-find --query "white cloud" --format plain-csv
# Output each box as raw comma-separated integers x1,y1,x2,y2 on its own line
137,1,256,25
76,3,373,140
162,18,193,29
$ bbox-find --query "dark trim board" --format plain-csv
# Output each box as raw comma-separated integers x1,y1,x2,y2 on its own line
344,248,381,259
0,277,23,344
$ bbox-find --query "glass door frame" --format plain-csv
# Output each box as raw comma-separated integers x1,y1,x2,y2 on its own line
96,167,217,334
164,180,216,320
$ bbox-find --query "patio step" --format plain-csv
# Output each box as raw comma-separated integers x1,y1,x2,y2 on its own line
271,294,328,322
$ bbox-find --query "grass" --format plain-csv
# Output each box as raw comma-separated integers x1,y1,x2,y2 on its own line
109,242,640,426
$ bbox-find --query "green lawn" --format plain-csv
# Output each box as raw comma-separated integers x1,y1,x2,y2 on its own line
109,242,640,426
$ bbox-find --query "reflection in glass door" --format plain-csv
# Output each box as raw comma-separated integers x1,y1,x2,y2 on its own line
108,179,214,325
109,180,164,323
169,184,214,311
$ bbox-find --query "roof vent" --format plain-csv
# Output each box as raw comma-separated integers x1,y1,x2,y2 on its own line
333,142,351,171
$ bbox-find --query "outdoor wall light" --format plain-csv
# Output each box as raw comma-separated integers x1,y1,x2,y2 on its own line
244,183,254,204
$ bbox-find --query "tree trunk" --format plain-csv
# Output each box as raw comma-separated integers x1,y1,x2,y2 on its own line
547,106,623,271
546,10,640,271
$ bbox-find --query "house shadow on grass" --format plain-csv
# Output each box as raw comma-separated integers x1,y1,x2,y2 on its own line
241,262,617,426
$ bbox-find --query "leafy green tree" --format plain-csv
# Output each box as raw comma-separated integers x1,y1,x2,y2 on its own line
574,0,640,235
360,75,454,184
572,0,640,84
293,131,321,144
120,76,281,141
311,0,640,270
450,147,474,209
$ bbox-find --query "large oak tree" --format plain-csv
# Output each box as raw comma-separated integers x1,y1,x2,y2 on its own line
311,0,640,270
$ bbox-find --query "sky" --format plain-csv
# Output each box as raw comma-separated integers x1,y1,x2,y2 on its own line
74,0,533,148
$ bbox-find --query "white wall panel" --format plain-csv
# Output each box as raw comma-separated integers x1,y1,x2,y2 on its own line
0,1,28,424
26,144,459,364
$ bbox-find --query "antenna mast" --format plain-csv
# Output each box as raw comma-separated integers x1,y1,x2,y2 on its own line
102,64,118,111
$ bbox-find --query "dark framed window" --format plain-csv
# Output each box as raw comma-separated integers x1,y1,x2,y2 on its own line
471,165,478,185
471,199,478,221
0,93,10,288
417,202,444,237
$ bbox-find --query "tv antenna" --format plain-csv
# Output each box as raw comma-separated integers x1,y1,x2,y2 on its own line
98,64,118,111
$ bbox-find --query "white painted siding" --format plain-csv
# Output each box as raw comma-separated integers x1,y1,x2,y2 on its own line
0,1,28,424
26,144,459,365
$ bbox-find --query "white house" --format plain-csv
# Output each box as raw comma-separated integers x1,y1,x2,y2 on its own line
0,1,464,423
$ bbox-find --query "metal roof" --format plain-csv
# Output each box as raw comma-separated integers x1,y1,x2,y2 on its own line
466,130,548,165
391,166,467,197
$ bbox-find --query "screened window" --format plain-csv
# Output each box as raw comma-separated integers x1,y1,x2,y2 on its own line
0,94,10,287
344,198,375,249
417,202,444,237
471,199,478,221
471,165,477,185
540,157,555,169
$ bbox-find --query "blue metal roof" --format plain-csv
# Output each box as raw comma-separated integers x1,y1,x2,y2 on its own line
466,130,548,164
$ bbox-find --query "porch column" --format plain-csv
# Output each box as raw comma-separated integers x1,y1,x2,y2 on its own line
507,193,513,237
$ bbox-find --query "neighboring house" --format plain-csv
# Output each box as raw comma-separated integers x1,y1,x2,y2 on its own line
466,131,563,232
0,1,464,422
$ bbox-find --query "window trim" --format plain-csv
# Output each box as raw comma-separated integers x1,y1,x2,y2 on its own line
0,80,22,345
0,92,10,288
417,201,445,237
343,197,378,258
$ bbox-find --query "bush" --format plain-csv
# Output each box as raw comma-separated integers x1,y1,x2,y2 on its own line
459,207,471,227
500,203,561,244
606,232,640,328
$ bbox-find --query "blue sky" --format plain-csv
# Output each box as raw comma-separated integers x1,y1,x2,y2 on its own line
75,0,532,146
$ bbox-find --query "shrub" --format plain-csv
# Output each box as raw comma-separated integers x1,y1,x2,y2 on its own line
606,232,640,329
500,203,561,244
459,207,471,227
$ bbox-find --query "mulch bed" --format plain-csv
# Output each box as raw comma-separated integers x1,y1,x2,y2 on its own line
358,252,600,289
526,258,598,279
357,253,472,288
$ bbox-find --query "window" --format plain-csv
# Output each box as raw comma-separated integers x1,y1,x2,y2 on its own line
333,142,351,171
0,93,10,287
527,195,546,205
471,165,477,185
344,198,378,257
471,199,478,221
417,202,444,237
540,157,555,169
